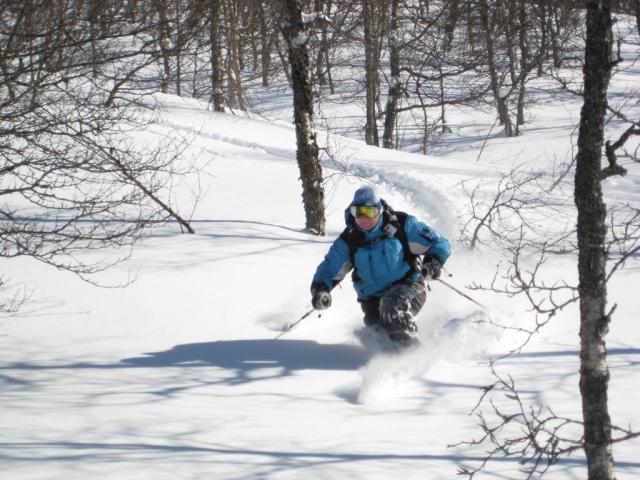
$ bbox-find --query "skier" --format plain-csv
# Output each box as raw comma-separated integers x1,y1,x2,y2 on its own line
310,185,451,346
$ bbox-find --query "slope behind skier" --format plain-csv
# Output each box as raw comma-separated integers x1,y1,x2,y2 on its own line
310,185,451,345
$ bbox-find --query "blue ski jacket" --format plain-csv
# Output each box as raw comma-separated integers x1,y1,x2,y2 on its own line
312,203,451,300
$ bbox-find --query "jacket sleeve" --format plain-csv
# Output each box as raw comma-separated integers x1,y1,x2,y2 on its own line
403,215,451,264
311,237,353,291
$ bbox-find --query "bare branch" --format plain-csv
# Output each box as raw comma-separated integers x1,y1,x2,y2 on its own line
602,123,639,178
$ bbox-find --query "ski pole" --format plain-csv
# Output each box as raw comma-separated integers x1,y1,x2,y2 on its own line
436,278,488,310
274,308,318,339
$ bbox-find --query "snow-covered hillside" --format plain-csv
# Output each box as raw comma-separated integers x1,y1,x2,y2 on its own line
2,26,640,480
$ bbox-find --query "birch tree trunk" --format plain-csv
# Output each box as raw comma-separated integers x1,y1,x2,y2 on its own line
281,0,326,235
500,0,518,86
363,0,379,146
155,0,173,94
515,0,528,128
226,0,247,110
575,1,615,478
209,0,225,111
259,2,272,87
382,0,400,149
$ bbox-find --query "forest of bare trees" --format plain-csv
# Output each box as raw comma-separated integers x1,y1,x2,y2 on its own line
0,0,603,261
5,0,637,239
3,1,635,143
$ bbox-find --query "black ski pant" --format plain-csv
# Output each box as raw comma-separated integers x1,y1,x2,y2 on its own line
359,278,426,333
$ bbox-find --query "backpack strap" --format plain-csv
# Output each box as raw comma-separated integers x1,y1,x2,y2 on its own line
340,202,420,282
383,203,420,272
339,215,366,282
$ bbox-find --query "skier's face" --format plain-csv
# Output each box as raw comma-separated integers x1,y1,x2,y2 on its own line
355,211,381,231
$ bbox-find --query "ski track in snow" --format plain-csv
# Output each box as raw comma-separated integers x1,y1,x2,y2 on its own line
335,161,461,238
151,103,482,240
154,116,298,161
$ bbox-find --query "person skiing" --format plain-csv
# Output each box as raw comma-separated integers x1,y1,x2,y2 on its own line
310,185,451,345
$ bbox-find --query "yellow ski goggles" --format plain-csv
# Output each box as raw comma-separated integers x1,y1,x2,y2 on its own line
350,205,380,218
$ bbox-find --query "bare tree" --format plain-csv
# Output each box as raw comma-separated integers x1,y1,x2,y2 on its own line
224,0,247,110
1,0,197,286
454,2,640,475
383,2,491,151
456,160,639,478
154,0,174,93
280,0,326,235
362,0,382,146
258,1,278,87
209,0,225,110
574,1,617,477
478,0,513,136
314,0,335,94
515,0,530,129
382,0,400,149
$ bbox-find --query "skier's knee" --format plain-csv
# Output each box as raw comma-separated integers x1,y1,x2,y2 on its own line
379,296,417,333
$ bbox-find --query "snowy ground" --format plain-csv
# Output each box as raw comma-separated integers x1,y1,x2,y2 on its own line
2,27,640,480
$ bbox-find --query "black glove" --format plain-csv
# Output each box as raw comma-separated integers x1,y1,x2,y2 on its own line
421,257,442,280
311,283,332,310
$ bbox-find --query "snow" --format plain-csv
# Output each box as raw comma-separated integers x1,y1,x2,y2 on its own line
302,12,330,25
292,34,308,48
2,28,640,480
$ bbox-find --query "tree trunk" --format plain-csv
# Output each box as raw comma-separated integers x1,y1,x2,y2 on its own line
313,0,335,95
315,0,328,92
176,29,182,96
500,0,518,86
443,0,459,49
441,0,458,134
478,0,512,137
549,1,562,68
259,2,272,86
282,0,326,236
363,0,379,146
438,69,451,134
536,2,547,76
226,0,247,110
274,33,293,86
322,0,335,94
249,8,260,73
88,1,101,79
574,1,615,478
515,0,529,129
155,0,173,94
237,3,248,72
415,84,429,154
209,0,225,111
382,0,400,149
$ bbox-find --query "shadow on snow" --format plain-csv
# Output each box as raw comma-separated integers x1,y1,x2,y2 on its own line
1,339,367,379
5,440,640,468
0,340,369,391
122,339,369,375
